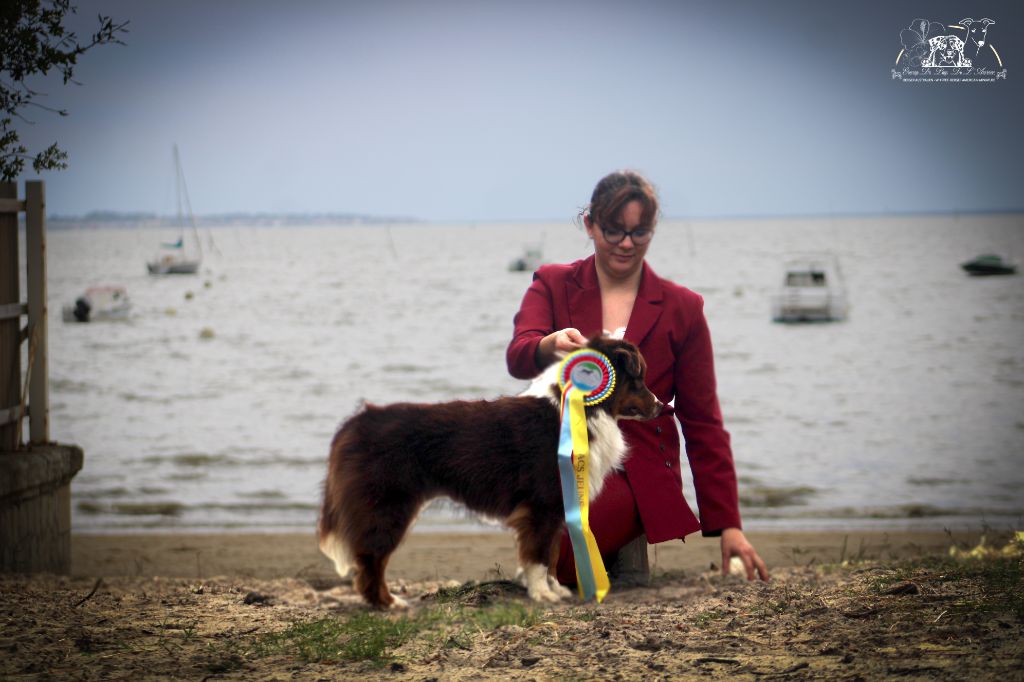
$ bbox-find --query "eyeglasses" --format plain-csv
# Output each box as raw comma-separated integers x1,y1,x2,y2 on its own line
598,223,654,245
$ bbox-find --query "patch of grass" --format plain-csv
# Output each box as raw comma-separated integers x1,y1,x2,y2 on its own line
692,608,726,629
253,612,419,665
464,602,539,630
945,555,1023,619
870,548,1023,619
251,601,540,666
567,607,598,622
751,586,802,618
440,630,472,650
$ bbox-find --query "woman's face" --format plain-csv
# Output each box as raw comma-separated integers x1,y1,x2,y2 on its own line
585,199,654,280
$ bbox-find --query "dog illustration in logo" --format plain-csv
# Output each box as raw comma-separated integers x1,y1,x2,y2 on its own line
959,17,994,59
922,35,971,67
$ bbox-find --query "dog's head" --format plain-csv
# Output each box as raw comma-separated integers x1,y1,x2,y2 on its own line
580,336,662,420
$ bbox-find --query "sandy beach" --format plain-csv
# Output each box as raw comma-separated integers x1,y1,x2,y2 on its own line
2,528,1021,680
71,529,977,582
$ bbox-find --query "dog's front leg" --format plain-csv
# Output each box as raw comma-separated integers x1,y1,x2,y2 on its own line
522,563,563,603
508,505,566,603
547,538,573,599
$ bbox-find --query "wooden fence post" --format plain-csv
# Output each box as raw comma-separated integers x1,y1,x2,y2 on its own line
0,182,20,451
0,179,83,575
25,181,49,444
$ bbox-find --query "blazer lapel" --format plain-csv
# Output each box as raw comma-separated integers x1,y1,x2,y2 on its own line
625,262,664,347
567,256,603,338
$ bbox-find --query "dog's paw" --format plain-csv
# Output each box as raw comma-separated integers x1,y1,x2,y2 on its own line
524,563,562,603
527,585,563,603
548,576,573,600
388,594,410,610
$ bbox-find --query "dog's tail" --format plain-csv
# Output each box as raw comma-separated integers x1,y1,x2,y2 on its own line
318,425,360,578
318,528,354,578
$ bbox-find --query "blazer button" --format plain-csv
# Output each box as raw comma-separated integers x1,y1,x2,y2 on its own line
655,426,662,434
664,460,672,468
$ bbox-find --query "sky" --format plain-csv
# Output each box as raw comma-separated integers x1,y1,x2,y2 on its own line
13,0,1024,221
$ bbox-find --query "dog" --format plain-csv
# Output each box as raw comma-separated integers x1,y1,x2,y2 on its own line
923,35,971,68
318,336,662,609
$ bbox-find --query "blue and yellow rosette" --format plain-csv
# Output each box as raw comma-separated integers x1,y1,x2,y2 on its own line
557,349,616,602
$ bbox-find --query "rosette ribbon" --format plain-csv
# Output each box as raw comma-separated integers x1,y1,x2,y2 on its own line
557,349,616,602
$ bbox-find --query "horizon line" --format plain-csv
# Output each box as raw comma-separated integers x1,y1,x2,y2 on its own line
44,206,1024,226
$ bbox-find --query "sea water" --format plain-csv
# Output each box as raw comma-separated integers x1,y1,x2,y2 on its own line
42,213,1024,533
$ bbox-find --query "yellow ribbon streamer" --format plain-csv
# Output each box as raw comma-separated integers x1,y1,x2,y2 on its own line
567,389,610,602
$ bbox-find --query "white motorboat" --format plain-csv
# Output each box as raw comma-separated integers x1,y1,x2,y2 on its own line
770,257,848,322
62,286,132,323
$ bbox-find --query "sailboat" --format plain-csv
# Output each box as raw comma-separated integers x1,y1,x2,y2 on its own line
147,145,202,275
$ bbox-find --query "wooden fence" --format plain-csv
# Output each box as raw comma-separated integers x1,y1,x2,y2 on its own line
0,180,49,450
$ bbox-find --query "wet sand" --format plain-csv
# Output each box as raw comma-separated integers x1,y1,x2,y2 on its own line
72,529,977,581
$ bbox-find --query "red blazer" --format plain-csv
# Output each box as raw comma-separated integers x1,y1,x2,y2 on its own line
506,256,741,542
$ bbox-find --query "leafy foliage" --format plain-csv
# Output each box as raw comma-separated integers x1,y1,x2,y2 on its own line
0,0,128,181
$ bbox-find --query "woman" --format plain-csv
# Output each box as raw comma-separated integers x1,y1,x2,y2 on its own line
506,170,768,584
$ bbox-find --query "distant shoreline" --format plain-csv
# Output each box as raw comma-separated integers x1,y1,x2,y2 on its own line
44,212,421,229
35,207,1024,230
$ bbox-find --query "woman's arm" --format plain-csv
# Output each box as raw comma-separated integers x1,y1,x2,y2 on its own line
671,295,768,580
507,274,555,379
672,295,742,534
507,270,585,378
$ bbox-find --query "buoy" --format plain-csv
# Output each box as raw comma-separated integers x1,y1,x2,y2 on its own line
185,291,195,300
199,327,215,340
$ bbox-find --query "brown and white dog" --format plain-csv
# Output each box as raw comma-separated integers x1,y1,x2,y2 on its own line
318,336,662,609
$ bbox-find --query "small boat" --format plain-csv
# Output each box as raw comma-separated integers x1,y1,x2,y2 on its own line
960,254,1017,276
509,245,544,272
770,257,849,322
61,286,132,323
147,145,202,275
147,239,200,275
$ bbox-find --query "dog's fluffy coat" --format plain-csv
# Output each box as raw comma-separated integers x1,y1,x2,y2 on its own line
318,336,661,608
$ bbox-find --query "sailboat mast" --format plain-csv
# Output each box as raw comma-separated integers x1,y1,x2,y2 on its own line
173,144,183,228
173,144,203,260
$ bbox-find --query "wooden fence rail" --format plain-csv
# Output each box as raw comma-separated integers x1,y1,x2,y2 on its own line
0,180,49,450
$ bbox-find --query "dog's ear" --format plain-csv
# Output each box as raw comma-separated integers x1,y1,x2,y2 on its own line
611,345,643,379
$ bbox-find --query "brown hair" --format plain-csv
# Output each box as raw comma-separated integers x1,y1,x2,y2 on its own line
586,170,659,230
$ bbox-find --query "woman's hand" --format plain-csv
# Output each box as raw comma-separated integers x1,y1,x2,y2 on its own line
721,527,769,581
536,328,587,366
